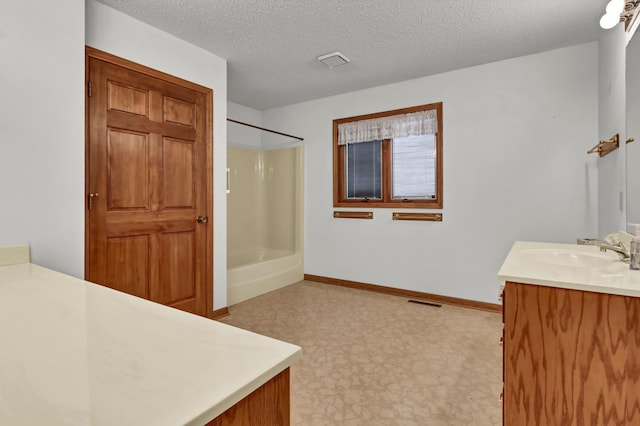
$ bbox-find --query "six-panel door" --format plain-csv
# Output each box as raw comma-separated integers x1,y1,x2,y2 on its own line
87,56,209,316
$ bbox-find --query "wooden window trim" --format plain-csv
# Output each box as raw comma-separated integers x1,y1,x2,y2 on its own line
333,102,443,209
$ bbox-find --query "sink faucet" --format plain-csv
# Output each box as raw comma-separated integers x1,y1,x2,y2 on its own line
599,242,630,261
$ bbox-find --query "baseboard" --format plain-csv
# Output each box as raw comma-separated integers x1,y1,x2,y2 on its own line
304,274,501,313
210,307,230,320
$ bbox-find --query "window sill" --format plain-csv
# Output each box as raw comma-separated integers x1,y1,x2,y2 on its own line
333,200,443,209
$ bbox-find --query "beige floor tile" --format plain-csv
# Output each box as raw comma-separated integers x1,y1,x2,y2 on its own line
219,281,502,426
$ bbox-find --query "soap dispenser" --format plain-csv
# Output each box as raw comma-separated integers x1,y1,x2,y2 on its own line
630,224,640,270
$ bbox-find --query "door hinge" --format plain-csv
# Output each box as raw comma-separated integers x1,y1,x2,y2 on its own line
88,81,92,97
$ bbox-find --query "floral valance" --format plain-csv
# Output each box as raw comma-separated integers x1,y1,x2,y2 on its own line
337,109,437,145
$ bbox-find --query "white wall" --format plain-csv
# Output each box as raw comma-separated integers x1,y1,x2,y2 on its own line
85,0,228,310
228,100,303,150
228,101,262,149
598,25,628,236
263,43,598,304
0,0,85,277
627,32,640,225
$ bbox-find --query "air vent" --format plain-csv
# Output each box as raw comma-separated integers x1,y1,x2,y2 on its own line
317,51,350,68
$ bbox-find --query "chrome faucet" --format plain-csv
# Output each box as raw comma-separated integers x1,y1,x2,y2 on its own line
599,242,630,261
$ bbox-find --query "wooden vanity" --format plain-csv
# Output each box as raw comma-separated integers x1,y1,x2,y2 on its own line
498,241,640,425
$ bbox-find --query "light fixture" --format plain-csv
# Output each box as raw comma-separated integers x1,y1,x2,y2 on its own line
317,52,350,68
601,11,621,29
600,0,640,30
606,0,625,15
601,0,623,29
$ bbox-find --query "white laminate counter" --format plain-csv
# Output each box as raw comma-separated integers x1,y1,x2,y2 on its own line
0,262,302,426
498,241,640,297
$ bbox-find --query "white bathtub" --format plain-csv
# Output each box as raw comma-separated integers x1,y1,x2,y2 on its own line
227,248,303,306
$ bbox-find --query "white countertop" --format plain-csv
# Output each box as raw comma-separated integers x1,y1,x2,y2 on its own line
0,262,302,426
498,241,640,297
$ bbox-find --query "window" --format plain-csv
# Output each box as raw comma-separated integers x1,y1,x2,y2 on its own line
333,102,443,208
346,140,381,199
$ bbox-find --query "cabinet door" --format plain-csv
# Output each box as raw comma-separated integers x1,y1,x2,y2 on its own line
504,282,640,425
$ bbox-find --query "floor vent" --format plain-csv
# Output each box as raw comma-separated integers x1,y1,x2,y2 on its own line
408,299,442,308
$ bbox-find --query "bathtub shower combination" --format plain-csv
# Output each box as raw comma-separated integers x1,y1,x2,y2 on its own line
226,122,304,305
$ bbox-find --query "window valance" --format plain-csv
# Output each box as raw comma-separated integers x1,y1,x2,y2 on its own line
337,109,437,145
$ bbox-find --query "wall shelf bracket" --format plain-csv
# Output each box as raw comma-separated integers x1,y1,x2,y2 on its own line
587,133,619,157
392,212,443,222
333,211,373,219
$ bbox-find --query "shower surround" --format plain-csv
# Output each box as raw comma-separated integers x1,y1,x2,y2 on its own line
227,145,304,305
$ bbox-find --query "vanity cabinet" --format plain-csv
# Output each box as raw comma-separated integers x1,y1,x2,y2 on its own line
207,368,290,426
0,260,301,425
502,281,640,425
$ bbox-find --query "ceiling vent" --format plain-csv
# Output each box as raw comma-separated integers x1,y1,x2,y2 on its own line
317,51,350,68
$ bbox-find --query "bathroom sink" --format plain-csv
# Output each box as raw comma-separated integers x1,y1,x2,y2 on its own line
520,248,618,268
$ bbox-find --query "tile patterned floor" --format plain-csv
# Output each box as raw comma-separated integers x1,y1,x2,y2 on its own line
219,281,503,425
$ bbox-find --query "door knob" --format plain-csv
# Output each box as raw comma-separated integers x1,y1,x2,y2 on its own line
196,216,208,223
88,192,99,210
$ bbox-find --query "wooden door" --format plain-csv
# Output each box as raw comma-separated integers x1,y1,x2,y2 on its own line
86,49,213,317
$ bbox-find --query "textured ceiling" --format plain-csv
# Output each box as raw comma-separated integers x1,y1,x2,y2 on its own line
95,0,605,110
